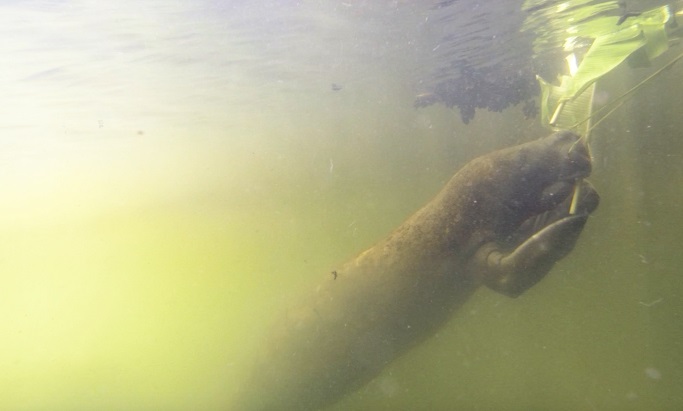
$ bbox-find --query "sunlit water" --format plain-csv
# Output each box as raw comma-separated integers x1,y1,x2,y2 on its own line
1,1,683,410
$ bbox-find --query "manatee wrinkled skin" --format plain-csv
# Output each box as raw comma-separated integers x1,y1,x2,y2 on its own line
233,130,599,411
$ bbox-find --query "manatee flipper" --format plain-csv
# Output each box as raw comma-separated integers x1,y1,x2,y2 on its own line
471,180,599,297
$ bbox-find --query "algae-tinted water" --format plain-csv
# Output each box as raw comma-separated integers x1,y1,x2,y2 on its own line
1,1,682,410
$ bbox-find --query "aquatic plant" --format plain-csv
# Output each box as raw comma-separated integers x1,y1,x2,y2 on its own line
531,4,680,137
523,2,683,214
414,62,539,124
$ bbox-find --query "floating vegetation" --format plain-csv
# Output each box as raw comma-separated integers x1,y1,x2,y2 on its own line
533,4,679,134
417,1,682,129
414,61,539,124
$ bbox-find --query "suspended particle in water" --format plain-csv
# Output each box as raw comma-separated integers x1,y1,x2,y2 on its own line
644,367,662,380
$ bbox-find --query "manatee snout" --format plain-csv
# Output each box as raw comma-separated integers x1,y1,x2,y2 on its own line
524,131,592,221
471,131,599,298
552,130,592,182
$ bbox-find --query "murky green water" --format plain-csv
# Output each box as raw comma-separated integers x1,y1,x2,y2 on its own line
1,1,682,410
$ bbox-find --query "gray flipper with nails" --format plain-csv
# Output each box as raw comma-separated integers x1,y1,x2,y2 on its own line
233,130,599,411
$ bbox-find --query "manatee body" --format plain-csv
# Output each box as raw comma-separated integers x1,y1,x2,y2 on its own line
233,131,599,410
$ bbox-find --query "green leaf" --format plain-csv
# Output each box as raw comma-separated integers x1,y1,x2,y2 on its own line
562,24,646,101
535,5,673,128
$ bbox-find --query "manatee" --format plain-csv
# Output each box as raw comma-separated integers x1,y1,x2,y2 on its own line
233,130,599,410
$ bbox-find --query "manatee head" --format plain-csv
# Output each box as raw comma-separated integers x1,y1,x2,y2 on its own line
457,130,599,297
480,130,592,233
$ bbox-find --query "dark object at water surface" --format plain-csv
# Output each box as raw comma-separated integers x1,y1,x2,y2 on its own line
415,61,539,124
